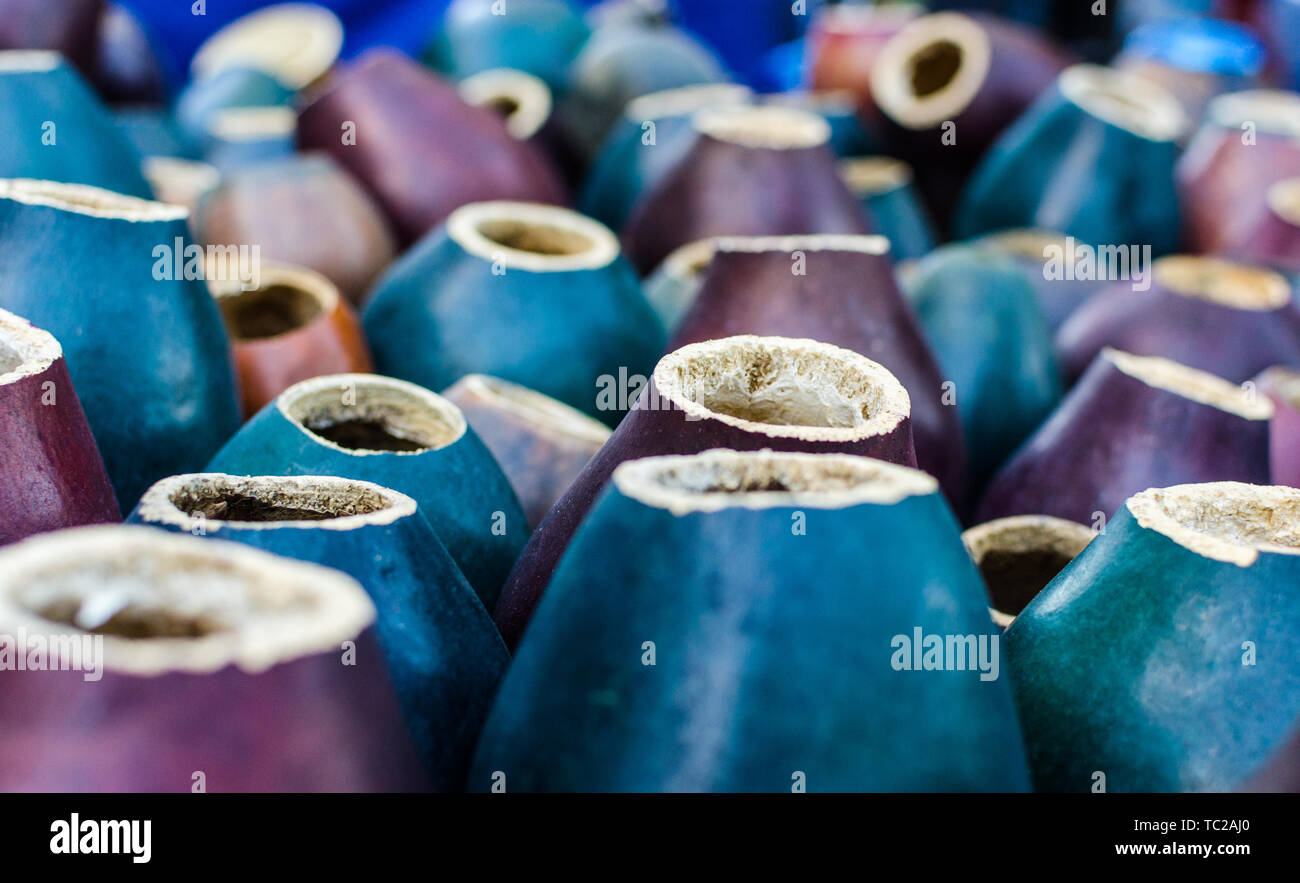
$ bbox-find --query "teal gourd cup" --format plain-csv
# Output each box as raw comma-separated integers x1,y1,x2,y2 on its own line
203,373,527,612
0,179,240,511
579,83,753,230
955,64,1187,256
132,474,509,790
0,51,150,197
363,201,665,425
173,65,295,143
1007,482,1300,792
838,156,937,262
904,245,1061,500
471,449,1030,792
426,0,590,91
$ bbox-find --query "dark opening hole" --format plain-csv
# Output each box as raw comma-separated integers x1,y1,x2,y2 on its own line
486,96,521,117
910,40,963,97
305,417,429,452
476,219,594,256
978,549,1076,617
176,490,340,522
218,284,324,340
35,600,222,639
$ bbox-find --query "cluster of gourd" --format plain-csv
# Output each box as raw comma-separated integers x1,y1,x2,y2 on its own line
1,0,1299,793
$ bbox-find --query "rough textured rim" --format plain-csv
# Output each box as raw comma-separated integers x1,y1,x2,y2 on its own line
143,157,221,207
458,67,553,140
0,307,61,386
1058,64,1186,142
962,514,1097,627
1127,483,1300,567
1153,255,1291,311
692,105,832,150
623,83,752,122
207,260,339,329
1103,349,1272,420
446,201,620,272
278,373,467,456
613,449,937,515
838,156,914,195
1267,178,1300,227
652,335,911,443
0,178,187,222
206,105,298,140
979,228,1071,259
713,233,891,256
1207,89,1300,136
0,50,62,73
656,237,720,283
869,12,993,130
0,525,374,676
448,374,610,446
137,473,416,533
191,2,343,89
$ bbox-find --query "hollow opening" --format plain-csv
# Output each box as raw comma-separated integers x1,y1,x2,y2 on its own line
33,597,227,639
658,338,907,432
645,458,871,495
1129,484,1300,563
476,218,594,256
977,548,1076,617
0,528,375,675
615,450,936,513
218,283,324,339
305,418,429,452
283,376,465,454
485,95,521,118
1153,256,1290,310
1105,349,1272,419
963,516,1095,624
170,484,391,524
910,40,962,97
